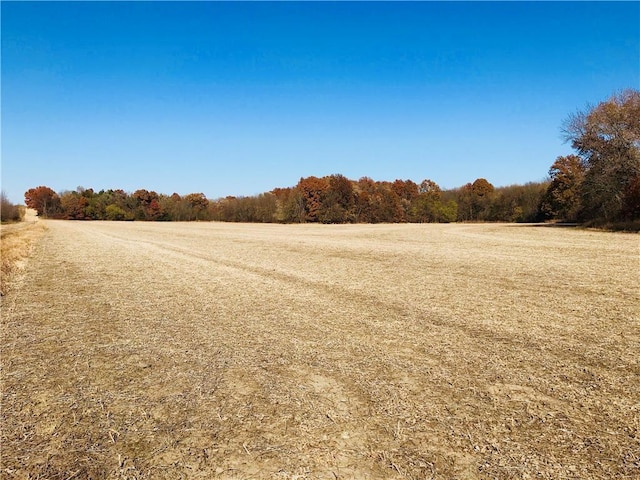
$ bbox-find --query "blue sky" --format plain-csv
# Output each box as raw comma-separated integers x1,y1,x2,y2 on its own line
2,1,638,203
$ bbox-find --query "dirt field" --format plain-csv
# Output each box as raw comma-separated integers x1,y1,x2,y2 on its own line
1,221,638,479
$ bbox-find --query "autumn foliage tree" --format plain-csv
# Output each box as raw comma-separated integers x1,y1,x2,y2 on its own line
540,155,586,221
183,193,209,221
132,189,163,220
319,174,355,223
455,178,495,221
24,186,60,217
297,176,329,222
562,89,640,223
59,191,89,220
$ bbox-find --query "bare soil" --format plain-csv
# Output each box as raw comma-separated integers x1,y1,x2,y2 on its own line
1,221,638,479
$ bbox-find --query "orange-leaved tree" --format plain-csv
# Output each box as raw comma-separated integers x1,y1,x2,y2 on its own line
563,89,640,222
540,155,586,221
297,176,329,222
24,186,60,217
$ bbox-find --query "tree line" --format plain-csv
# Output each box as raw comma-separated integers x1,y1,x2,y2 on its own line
20,89,639,227
23,187,211,222
22,177,548,224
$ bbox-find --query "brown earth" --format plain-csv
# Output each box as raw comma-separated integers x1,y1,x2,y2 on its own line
1,221,638,479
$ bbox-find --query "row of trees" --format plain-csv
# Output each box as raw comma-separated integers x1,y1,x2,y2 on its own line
213,176,548,223
23,89,638,226
24,187,211,222
24,177,548,224
237,175,462,224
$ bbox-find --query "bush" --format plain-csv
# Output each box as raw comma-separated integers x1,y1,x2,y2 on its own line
1,193,24,223
105,204,130,221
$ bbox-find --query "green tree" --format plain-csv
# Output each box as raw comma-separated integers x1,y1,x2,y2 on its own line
415,179,442,222
105,204,128,220
437,200,458,223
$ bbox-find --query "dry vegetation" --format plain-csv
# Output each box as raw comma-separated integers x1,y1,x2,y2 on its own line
1,221,638,479
0,209,46,297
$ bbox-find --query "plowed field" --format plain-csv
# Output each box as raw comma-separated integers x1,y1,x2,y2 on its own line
1,221,638,479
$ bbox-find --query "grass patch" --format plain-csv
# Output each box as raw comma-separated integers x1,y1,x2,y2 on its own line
0,210,46,296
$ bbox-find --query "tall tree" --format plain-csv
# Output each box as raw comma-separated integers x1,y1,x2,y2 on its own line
320,174,355,223
392,179,420,221
457,178,495,221
24,186,60,217
132,189,162,220
184,193,209,221
563,89,640,222
59,191,89,220
415,179,442,222
297,176,329,222
541,155,586,221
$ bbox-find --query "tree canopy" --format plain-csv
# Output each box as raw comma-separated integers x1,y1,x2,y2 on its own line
559,89,640,223
24,186,60,218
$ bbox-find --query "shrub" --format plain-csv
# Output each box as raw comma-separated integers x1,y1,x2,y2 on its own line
1,193,24,223
105,204,129,221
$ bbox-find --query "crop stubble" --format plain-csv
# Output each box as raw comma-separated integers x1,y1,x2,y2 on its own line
1,221,638,479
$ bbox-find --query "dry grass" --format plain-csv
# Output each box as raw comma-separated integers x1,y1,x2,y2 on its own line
0,209,46,297
1,221,638,479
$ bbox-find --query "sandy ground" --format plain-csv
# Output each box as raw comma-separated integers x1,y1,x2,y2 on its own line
1,221,638,479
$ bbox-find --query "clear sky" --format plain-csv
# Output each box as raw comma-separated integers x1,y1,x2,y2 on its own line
2,1,639,203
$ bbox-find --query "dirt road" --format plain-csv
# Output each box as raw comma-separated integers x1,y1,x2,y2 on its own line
2,221,638,479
